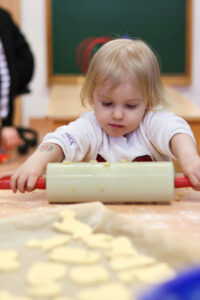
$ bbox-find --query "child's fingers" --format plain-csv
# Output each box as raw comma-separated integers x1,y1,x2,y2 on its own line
10,173,26,193
17,174,29,193
188,174,200,190
10,174,18,193
26,176,38,192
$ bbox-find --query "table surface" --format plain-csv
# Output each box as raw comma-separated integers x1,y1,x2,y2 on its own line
1,154,200,246
2,95,200,249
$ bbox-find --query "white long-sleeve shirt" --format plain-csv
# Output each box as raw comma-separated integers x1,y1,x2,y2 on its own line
42,110,195,162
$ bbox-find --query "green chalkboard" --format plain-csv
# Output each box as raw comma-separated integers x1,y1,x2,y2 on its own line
47,0,191,85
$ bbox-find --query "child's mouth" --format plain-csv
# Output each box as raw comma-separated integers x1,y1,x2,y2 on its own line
109,124,124,128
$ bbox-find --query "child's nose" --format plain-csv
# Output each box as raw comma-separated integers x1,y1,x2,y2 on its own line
113,107,123,119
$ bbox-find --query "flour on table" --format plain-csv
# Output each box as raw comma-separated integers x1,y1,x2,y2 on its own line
49,246,100,264
26,235,71,251
69,264,109,285
76,282,132,300
0,250,20,272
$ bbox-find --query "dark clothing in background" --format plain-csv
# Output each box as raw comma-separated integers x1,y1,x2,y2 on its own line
0,7,34,126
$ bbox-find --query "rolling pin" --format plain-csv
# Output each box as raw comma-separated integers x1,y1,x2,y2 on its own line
0,162,192,203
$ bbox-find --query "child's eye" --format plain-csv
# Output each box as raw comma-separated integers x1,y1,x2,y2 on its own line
102,102,113,106
126,104,136,109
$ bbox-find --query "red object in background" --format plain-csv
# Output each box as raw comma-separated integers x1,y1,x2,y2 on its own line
76,36,113,73
0,152,11,163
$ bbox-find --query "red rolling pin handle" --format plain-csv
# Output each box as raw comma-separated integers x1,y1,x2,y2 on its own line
0,177,46,190
0,176,192,190
174,176,193,188
35,177,46,189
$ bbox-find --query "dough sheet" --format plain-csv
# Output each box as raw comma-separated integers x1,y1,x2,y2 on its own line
0,202,199,300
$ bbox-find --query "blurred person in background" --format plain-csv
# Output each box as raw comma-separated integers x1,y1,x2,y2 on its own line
0,6,34,151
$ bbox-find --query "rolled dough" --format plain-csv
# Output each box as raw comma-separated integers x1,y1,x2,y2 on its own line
81,233,113,249
52,219,93,238
0,250,20,272
26,235,71,252
106,236,138,257
26,261,67,285
0,203,181,299
59,209,76,219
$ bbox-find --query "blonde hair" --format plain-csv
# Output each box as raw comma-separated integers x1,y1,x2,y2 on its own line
80,38,168,110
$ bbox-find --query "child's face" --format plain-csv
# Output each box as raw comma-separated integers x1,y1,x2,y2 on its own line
92,80,147,137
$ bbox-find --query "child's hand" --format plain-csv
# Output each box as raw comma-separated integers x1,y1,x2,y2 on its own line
170,133,200,190
0,143,64,193
0,154,45,193
181,156,200,190
9,158,45,193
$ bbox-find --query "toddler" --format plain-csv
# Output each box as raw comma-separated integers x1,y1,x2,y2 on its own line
3,39,200,192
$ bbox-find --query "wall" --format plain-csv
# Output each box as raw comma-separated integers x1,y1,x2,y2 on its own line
20,0,50,125
20,0,200,126
175,0,200,105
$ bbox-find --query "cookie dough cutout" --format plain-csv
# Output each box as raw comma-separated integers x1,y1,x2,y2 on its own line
52,219,93,238
81,233,113,250
27,262,66,285
109,255,156,271
26,235,71,252
76,283,131,300
59,209,76,220
106,236,138,258
0,290,30,300
69,265,109,285
0,250,20,272
27,282,62,298
119,262,175,284
49,246,100,264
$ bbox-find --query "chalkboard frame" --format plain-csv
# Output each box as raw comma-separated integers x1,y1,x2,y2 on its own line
46,0,192,86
